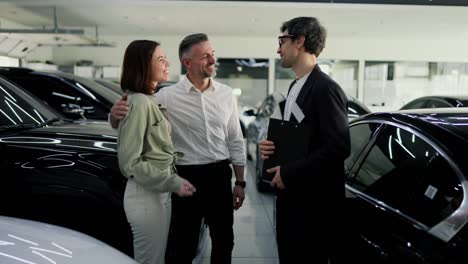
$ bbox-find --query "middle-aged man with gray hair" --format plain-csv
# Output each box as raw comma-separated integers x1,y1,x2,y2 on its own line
110,33,246,264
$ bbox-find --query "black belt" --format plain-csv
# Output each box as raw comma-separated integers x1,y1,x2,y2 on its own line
177,159,230,169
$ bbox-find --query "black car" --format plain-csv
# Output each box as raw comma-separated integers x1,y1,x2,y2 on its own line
95,78,123,95
247,93,371,191
0,67,121,120
345,108,468,263
0,76,132,256
400,95,468,110
95,79,177,96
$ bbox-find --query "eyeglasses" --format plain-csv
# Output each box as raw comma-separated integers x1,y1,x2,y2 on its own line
278,35,296,48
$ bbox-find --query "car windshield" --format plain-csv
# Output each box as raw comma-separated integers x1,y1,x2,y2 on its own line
54,72,121,104
95,79,123,95
0,76,58,127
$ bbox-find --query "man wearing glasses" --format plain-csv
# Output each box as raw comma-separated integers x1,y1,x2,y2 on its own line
260,17,350,264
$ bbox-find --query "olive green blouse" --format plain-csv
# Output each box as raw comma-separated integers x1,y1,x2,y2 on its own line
117,92,184,193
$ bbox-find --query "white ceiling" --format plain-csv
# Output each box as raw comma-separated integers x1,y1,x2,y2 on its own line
0,0,467,40
0,0,467,59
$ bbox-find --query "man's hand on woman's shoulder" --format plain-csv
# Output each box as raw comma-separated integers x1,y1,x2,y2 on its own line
110,93,129,128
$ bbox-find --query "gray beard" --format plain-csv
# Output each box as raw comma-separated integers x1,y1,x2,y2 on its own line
204,70,216,78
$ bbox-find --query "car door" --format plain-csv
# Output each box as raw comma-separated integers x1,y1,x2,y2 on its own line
346,121,464,263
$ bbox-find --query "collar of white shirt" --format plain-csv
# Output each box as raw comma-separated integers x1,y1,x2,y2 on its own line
180,75,219,93
295,70,312,88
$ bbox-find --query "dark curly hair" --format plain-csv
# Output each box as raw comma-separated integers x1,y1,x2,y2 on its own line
281,17,327,57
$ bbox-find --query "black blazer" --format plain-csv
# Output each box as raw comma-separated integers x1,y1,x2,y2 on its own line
279,65,350,203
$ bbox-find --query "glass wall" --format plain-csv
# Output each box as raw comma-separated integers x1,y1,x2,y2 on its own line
275,59,358,98
328,60,358,98
181,57,468,113
363,61,396,111
364,61,468,111
215,58,269,108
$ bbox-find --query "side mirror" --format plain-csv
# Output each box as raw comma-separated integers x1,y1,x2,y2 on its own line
61,103,86,119
243,109,256,116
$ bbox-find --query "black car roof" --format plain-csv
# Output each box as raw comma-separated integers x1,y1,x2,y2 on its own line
0,67,33,72
415,95,468,101
353,108,468,142
0,67,69,80
0,67,120,104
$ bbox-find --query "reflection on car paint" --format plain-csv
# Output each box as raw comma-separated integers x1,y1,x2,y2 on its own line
21,154,76,169
0,137,61,144
0,233,73,263
4,98,43,125
0,136,116,153
75,82,97,100
93,141,117,151
0,76,132,256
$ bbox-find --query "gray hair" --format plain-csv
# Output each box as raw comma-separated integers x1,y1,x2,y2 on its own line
178,33,209,62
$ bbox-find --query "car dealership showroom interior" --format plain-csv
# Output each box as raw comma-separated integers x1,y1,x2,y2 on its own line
1,0,468,263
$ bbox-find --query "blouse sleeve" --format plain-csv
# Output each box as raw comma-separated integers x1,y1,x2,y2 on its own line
117,95,184,193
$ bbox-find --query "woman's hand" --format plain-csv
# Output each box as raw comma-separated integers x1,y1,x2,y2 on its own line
176,180,196,197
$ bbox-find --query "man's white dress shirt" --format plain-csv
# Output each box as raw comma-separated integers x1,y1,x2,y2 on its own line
283,71,311,122
155,75,245,166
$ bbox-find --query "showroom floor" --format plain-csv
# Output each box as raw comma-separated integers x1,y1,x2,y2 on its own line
198,160,279,264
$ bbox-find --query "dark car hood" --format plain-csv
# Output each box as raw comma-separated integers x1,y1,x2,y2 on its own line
35,120,117,138
0,120,118,153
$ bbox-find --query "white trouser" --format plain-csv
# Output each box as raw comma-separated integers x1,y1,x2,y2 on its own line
124,180,171,264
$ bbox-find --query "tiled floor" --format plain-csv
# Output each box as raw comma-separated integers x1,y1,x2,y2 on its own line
197,161,279,264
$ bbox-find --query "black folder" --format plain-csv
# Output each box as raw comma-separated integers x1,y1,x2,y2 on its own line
262,118,311,183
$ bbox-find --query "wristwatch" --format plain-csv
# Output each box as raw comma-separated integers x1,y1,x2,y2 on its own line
235,180,246,188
